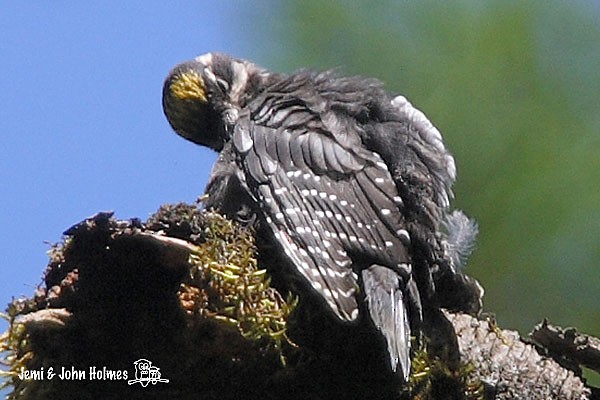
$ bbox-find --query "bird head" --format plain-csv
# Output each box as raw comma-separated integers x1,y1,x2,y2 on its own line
162,52,264,151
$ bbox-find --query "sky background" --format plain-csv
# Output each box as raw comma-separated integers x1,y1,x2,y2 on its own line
0,2,262,309
1,1,599,389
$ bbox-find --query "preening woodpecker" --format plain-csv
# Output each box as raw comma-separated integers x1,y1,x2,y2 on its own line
162,52,481,380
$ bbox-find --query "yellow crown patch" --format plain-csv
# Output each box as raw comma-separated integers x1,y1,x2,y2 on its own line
169,70,207,103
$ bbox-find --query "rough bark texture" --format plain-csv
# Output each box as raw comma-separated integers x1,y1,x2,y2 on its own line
1,204,598,399
448,312,594,399
531,320,600,374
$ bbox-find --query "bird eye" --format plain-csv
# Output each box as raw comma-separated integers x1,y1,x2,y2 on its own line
216,78,230,92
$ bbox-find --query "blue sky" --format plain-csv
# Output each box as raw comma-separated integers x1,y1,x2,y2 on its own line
0,2,279,327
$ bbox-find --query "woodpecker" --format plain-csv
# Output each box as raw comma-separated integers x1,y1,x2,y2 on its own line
162,52,480,380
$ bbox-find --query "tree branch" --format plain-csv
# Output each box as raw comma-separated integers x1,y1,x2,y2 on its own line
1,204,597,399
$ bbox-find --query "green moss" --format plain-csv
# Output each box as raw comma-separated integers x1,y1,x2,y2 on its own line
405,348,484,400
1,302,32,395
181,211,297,357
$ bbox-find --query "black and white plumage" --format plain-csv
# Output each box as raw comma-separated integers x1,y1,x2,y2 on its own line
162,53,480,379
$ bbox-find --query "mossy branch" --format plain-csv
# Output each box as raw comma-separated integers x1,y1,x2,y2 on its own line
1,203,597,399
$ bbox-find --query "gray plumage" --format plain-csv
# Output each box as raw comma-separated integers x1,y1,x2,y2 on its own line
362,265,415,381
443,210,479,271
162,52,480,379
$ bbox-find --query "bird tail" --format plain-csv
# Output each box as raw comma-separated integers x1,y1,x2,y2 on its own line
362,265,420,381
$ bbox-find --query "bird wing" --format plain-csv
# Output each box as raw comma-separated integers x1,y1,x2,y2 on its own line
390,95,456,210
231,109,411,321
